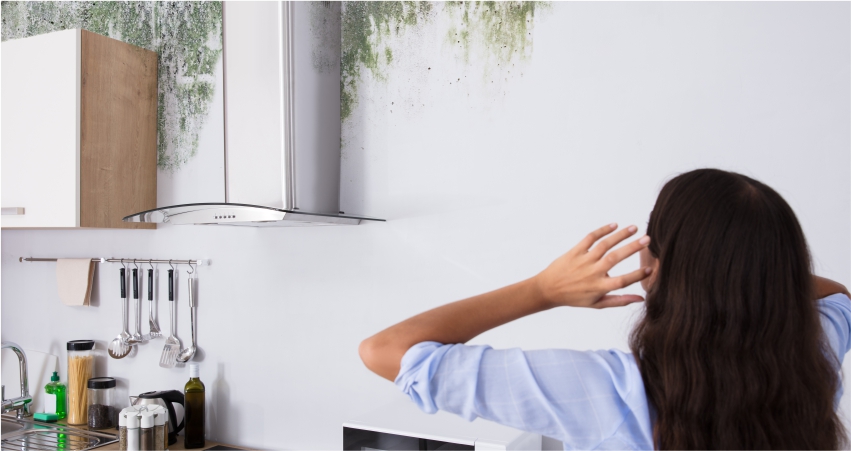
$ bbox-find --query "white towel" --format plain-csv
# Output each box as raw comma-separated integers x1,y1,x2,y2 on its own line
56,259,95,306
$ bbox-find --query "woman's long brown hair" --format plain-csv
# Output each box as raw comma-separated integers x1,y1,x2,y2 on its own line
629,168,846,449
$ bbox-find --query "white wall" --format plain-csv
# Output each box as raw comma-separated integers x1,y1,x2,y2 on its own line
2,3,849,449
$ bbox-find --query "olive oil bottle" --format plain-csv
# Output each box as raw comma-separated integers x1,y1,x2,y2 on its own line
184,363,206,448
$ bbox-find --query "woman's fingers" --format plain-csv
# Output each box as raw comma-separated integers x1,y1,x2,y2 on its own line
606,266,652,291
589,225,639,259
593,294,645,309
600,236,650,271
571,223,618,255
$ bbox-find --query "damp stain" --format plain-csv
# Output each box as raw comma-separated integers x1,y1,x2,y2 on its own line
446,1,546,67
1,1,222,173
341,1,434,121
310,1,341,74
340,1,548,122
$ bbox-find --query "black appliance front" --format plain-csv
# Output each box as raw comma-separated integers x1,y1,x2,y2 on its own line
343,427,475,451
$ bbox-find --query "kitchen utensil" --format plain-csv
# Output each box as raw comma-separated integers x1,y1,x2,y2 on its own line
159,269,181,368
176,277,197,362
130,390,185,446
148,267,162,338
108,268,131,359
128,267,144,344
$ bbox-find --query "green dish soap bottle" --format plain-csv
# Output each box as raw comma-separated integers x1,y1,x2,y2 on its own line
44,371,66,419
184,363,205,448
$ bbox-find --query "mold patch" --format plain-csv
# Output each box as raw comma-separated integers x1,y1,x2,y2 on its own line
341,1,434,121
340,1,548,122
446,1,545,68
310,1,342,74
1,1,222,172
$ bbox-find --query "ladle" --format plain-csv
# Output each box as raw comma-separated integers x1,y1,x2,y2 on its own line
176,275,197,362
108,267,132,359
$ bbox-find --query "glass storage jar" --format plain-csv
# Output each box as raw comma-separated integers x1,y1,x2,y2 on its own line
66,340,94,425
87,377,116,429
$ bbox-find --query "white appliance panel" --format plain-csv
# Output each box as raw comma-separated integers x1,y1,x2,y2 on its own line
223,1,286,208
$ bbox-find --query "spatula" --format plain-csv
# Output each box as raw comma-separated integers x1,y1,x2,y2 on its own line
159,269,181,368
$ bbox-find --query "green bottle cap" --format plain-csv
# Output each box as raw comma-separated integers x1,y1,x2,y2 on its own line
50,371,59,382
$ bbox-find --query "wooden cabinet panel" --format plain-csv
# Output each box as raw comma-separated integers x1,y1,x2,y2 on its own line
79,30,157,229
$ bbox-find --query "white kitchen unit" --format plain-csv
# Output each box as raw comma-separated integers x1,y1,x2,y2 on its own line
343,400,542,450
1,29,157,229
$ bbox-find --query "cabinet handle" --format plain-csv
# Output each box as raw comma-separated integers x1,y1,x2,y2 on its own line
1,208,25,215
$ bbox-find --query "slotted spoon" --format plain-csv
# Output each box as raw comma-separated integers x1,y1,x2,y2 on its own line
108,268,131,359
159,269,181,368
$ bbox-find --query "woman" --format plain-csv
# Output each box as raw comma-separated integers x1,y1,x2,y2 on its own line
359,168,851,450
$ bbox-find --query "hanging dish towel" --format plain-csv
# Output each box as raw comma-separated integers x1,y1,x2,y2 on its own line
56,259,95,306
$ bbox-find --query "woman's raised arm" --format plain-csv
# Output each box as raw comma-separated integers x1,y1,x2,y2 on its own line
359,223,653,381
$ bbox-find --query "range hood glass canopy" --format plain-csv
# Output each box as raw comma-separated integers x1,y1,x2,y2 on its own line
123,203,383,227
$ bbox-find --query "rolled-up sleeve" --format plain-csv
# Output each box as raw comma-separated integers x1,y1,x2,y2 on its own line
818,293,851,363
394,341,651,449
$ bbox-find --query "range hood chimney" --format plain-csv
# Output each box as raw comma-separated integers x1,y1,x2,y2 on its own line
124,2,381,227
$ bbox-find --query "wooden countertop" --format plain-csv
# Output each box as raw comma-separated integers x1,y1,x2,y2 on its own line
55,419,246,450
95,438,245,450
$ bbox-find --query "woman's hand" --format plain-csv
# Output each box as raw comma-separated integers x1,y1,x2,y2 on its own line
534,223,652,309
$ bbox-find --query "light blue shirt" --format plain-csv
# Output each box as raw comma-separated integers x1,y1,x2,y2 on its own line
395,294,851,450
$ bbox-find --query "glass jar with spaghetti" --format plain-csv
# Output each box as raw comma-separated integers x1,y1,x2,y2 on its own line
66,340,94,425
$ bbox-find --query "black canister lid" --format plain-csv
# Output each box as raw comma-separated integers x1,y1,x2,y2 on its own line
87,377,116,389
67,340,95,351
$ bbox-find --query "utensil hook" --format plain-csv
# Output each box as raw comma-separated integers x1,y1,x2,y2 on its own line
133,259,138,270
168,259,174,271
187,263,195,275
120,259,126,270
148,260,155,271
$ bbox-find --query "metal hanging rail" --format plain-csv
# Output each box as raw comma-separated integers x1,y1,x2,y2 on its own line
19,257,206,266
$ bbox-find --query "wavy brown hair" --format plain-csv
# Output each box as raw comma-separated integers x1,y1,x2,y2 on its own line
629,168,846,449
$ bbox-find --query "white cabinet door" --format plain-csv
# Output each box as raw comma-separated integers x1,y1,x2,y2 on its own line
1,29,80,228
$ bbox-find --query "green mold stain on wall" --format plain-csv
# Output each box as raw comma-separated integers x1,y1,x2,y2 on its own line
1,1,222,172
341,1,434,122
446,1,546,67
340,1,548,122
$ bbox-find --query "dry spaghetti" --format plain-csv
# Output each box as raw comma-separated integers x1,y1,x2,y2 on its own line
67,354,93,424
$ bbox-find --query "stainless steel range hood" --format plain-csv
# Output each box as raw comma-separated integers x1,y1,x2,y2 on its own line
124,2,381,227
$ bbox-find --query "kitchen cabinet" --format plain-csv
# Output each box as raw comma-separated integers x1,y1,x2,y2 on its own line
1,29,157,229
